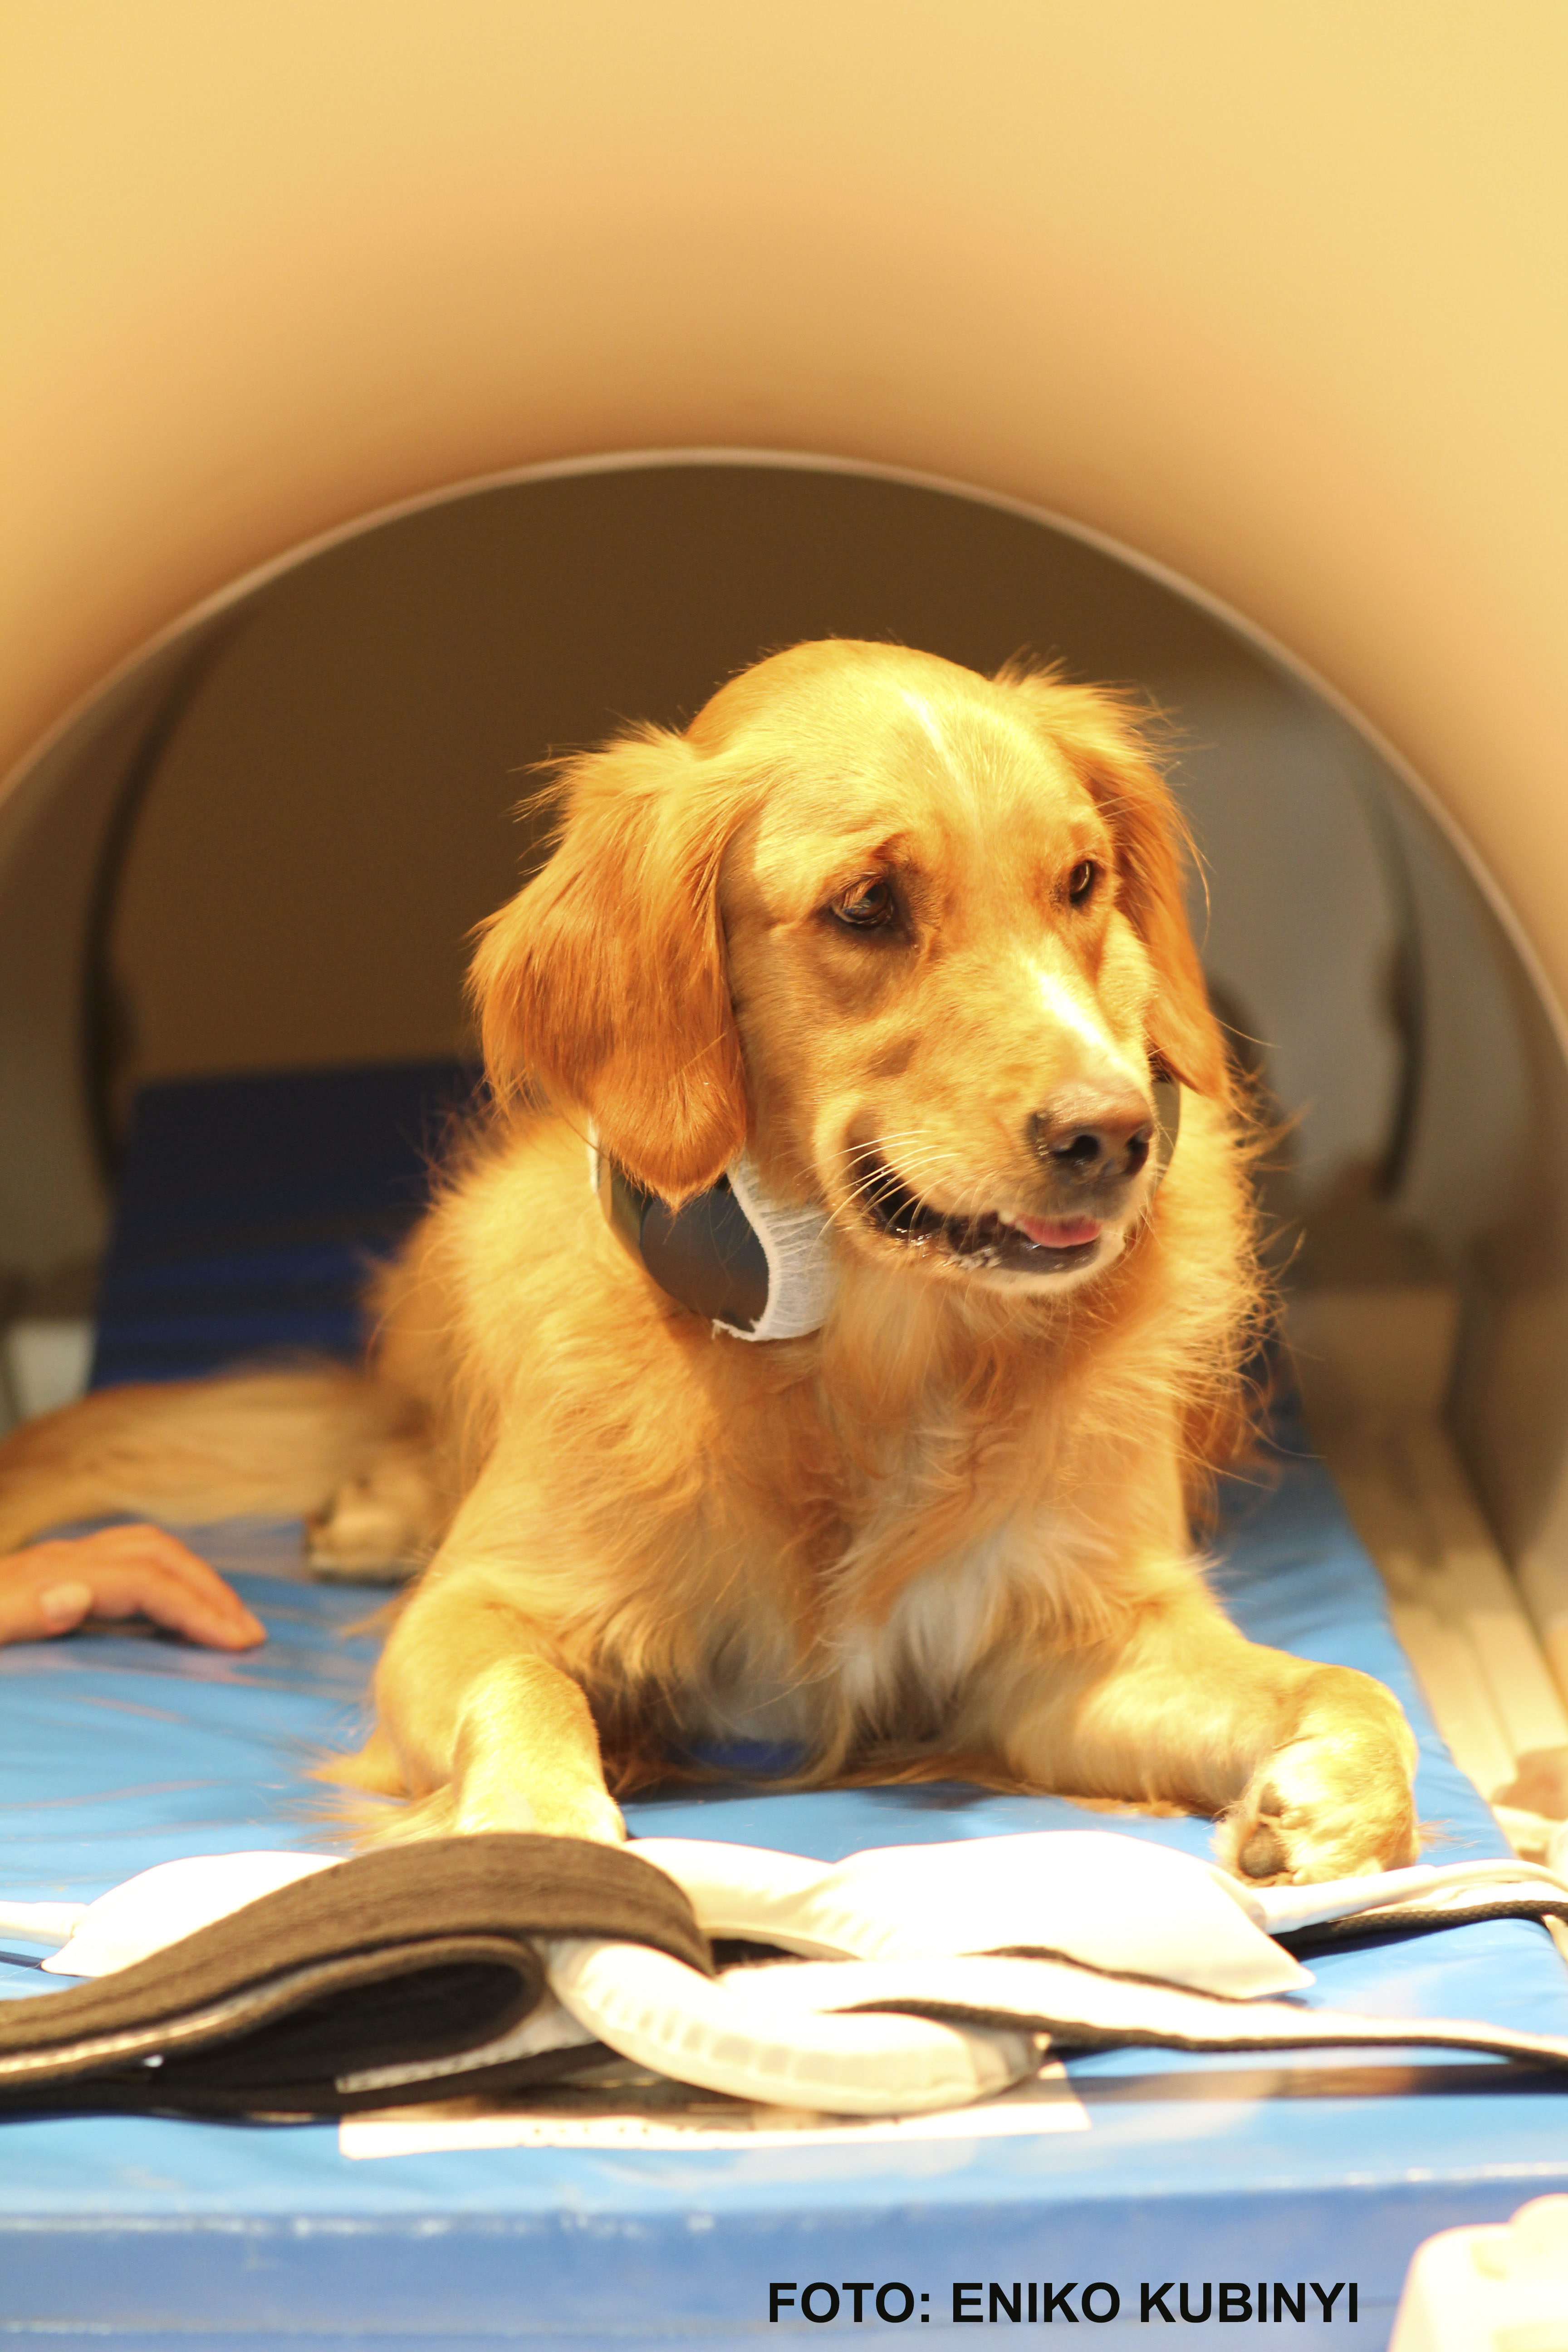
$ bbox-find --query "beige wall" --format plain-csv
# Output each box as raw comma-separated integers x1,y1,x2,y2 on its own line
3,3,1565,1013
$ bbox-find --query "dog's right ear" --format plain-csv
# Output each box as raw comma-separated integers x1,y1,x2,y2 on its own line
469,727,751,1205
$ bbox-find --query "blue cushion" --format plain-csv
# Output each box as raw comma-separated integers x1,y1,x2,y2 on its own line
91,1061,482,1388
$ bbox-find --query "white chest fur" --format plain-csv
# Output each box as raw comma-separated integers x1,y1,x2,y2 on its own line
690,1502,1087,1749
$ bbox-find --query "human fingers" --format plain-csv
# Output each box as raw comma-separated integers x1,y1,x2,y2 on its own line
0,1529,266,1649
68,1524,266,1640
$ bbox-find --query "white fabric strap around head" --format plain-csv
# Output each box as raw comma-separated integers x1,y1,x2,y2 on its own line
721,1150,837,1341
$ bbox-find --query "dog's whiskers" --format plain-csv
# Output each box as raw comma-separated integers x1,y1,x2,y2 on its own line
832,1139,965,1234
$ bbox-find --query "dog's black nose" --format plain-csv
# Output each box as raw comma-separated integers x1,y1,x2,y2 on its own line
1030,1089,1153,1190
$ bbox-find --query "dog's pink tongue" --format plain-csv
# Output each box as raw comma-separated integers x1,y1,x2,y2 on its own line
1015,1215,1101,1248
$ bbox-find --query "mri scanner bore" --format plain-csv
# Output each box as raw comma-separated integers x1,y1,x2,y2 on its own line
2,456,1568,1830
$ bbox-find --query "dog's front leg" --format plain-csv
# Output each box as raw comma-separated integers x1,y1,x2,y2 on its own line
1000,1591,1419,1883
370,1562,625,1844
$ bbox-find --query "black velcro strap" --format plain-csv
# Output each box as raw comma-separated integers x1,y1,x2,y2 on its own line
0,1834,707,2118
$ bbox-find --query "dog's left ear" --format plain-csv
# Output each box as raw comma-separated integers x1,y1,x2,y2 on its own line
1000,670,1231,1101
469,726,751,1203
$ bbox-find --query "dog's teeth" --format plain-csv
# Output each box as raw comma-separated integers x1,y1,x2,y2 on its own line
863,1153,1100,1268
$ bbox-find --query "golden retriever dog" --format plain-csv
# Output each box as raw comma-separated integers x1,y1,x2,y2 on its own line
0,643,1419,1883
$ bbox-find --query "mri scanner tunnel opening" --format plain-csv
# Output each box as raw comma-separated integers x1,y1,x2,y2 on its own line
5,457,1568,1844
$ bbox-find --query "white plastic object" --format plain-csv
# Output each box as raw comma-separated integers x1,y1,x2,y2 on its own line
1,1318,94,1424
1390,2195,1568,2351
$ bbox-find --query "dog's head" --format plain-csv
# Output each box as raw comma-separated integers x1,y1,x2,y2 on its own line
473,642,1229,1298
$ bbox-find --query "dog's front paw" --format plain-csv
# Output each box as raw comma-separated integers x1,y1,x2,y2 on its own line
1215,1671,1420,1884
306,1460,439,1583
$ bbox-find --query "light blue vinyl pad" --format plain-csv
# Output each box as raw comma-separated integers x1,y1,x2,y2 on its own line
4,1463,1568,2347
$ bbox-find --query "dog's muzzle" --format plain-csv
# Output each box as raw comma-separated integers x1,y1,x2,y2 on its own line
590,1074,1180,1339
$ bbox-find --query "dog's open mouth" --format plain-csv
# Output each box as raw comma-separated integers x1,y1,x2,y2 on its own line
857,1154,1105,1275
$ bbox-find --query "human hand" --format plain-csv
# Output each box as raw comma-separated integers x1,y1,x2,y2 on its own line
0,1525,266,1650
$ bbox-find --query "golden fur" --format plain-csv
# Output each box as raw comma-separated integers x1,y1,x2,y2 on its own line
0,643,1418,1881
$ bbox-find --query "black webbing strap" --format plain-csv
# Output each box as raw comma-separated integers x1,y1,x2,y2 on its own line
1278,1896,1568,1947
0,1834,708,2118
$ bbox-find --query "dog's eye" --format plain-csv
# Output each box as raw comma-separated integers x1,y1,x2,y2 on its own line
1068,859,1099,906
832,877,898,931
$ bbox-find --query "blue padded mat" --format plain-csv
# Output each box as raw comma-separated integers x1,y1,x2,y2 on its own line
4,1066,1568,2347
90,1062,482,1389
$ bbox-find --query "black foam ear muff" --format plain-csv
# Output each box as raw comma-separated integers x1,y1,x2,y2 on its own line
598,1161,771,1332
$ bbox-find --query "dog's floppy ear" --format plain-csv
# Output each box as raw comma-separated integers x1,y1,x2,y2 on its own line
999,668,1230,1100
470,726,750,1203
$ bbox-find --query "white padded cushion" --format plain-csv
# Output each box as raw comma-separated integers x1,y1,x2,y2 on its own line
632,1830,1313,1997
40,1850,339,1977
